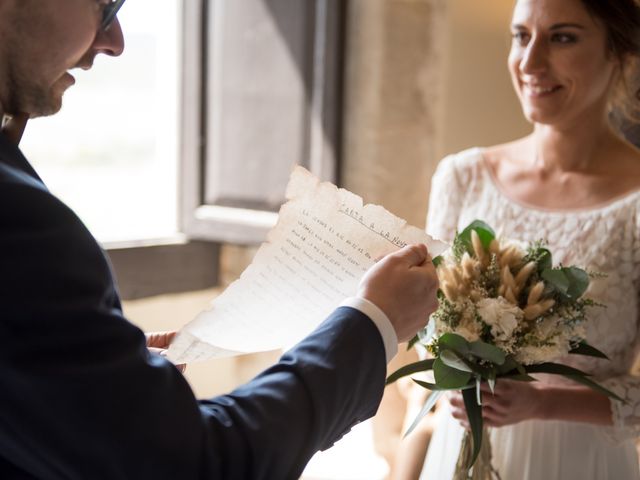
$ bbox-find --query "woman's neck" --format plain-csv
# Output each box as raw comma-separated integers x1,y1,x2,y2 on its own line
530,113,616,174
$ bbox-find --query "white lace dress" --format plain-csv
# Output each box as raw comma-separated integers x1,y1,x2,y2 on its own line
420,148,640,480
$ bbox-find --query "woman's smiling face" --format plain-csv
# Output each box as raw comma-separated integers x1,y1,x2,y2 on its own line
508,0,618,127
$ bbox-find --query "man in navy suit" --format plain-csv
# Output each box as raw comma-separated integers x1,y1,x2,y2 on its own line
0,1,440,478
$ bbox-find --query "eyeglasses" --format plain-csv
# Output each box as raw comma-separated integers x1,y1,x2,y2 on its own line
101,0,126,31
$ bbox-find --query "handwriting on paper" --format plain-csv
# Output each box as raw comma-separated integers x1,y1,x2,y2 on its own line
168,167,447,363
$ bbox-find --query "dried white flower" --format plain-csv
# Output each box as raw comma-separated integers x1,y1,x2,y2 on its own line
476,297,523,341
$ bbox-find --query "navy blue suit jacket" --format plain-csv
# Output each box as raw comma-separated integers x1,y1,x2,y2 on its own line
0,133,387,479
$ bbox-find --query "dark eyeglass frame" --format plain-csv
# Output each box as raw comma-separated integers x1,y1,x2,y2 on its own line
101,0,126,31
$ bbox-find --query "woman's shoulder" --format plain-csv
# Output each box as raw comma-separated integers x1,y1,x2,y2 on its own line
479,138,529,170
440,146,484,168
434,146,486,184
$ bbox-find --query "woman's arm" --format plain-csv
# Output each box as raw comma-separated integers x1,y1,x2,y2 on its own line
449,380,612,428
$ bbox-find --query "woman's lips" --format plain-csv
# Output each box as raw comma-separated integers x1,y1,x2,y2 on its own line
523,83,562,98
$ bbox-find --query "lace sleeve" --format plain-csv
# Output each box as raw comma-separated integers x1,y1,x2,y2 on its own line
601,372,640,442
600,210,640,442
426,154,467,243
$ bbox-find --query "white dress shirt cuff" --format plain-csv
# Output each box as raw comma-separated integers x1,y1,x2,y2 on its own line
340,297,398,363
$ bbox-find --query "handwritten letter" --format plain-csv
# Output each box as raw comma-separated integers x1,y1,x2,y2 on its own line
168,167,447,362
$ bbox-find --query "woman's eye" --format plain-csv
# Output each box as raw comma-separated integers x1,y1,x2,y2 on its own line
511,31,530,46
551,32,577,44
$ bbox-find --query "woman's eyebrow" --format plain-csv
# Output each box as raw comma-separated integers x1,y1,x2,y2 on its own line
510,22,586,30
549,22,586,30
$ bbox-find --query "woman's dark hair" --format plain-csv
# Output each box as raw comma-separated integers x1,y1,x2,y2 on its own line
581,0,640,60
579,0,640,120
580,0,640,61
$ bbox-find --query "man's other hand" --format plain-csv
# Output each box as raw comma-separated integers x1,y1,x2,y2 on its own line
146,331,186,373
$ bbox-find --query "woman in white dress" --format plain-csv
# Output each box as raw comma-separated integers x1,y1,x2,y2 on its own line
413,0,640,478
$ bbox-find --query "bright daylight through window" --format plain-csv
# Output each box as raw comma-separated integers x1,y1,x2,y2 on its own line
21,0,180,244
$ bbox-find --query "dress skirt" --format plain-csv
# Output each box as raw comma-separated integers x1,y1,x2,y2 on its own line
420,402,640,480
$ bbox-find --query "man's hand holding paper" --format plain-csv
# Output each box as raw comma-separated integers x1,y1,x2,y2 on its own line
358,243,439,343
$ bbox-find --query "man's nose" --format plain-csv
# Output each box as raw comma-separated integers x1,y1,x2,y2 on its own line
93,17,125,57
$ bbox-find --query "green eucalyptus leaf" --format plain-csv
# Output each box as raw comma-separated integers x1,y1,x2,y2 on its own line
488,377,496,394
462,387,484,468
561,375,625,403
440,350,473,372
564,267,590,299
412,378,475,391
541,268,570,295
386,359,435,385
464,359,494,378
524,362,592,377
434,357,472,389
537,248,553,271
487,368,497,394
438,333,471,356
496,356,524,375
501,373,537,382
469,340,506,365
403,390,444,438
569,342,609,360
457,220,496,254
407,334,420,351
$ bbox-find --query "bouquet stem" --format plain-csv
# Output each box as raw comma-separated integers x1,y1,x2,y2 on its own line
453,427,501,480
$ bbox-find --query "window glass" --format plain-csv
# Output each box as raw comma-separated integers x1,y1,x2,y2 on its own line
21,0,180,243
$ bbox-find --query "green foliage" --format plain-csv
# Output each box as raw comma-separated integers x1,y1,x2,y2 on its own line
403,390,443,438
438,332,471,355
407,334,420,351
523,240,553,271
562,375,625,403
386,359,435,385
542,266,590,300
440,350,473,372
468,340,506,365
569,341,609,359
433,357,472,389
462,386,484,467
451,220,496,260
496,355,526,375
480,254,501,298
431,297,462,329
555,297,600,326
412,378,475,391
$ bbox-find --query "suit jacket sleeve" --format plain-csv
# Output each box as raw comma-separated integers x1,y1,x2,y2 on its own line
0,177,387,480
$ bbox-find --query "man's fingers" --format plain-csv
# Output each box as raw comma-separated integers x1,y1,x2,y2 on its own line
146,331,178,349
393,244,429,267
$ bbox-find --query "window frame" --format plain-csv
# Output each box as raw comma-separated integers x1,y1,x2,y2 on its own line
180,0,346,246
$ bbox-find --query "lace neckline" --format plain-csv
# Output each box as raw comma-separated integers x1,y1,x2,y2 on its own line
473,147,640,216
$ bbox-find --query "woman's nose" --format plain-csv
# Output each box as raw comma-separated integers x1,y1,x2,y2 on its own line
519,37,547,75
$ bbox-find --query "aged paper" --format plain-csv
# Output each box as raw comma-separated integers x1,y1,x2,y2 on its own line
168,167,447,363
